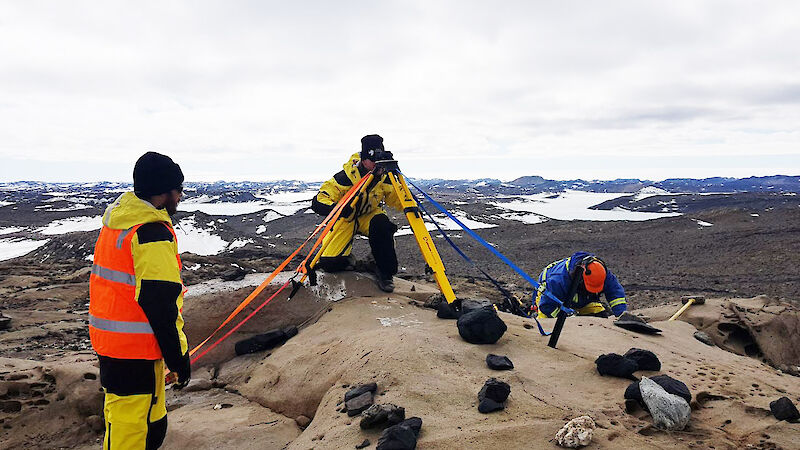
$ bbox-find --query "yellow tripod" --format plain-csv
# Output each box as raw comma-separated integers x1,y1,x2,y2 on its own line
303,165,457,304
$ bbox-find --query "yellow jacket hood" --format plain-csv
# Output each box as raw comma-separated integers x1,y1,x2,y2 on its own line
343,153,361,174
102,192,173,230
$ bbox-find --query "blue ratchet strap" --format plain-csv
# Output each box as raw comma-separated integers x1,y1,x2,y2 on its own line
402,173,571,322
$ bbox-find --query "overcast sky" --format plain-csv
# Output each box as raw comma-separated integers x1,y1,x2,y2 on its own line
1,1,798,182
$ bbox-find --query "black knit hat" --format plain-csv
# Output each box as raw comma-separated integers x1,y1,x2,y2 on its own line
360,134,384,161
133,152,184,198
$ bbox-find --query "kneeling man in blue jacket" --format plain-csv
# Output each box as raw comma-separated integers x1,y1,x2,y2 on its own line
535,251,627,318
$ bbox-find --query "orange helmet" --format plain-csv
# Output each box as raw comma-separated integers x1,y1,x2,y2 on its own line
582,260,606,293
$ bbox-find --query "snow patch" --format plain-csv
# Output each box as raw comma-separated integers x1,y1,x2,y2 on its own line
38,216,102,235
634,186,673,201
185,272,293,298
692,219,713,227
0,227,24,235
176,217,228,256
228,239,252,250
0,238,49,261
491,190,682,222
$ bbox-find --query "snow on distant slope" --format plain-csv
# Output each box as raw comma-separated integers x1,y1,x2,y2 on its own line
0,201,14,207
181,190,311,217
176,216,229,256
0,238,49,261
0,227,24,235
256,190,316,203
38,216,102,235
634,186,674,201
491,190,682,222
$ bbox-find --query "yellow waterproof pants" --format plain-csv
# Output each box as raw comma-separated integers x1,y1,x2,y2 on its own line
535,290,605,318
320,210,382,258
101,358,167,450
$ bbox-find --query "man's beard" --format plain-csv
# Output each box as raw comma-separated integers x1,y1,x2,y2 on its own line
165,197,179,216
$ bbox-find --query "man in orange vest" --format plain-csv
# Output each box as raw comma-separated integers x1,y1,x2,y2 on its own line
89,151,190,449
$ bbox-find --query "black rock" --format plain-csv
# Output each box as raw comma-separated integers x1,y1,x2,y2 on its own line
595,353,639,380
457,307,507,345
693,331,715,346
624,374,692,407
234,326,298,356
356,439,371,449
478,397,505,413
486,354,514,371
770,397,800,422
461,298,493,313
624,348,661,371
220,266,248,281
360,404,406,429
614,312,662,334
346,392,374,417
345,383,379,402
437,301,461,319
399,417,422,436
478,378,510,413
376,423,418,450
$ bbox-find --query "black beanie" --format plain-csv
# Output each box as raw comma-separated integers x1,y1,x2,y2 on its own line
133,151,184,198
360,134,384,161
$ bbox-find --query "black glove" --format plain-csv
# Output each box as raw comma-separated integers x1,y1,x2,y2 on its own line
172,352,191,390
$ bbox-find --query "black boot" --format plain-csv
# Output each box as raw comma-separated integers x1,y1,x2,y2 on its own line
375,268,395,293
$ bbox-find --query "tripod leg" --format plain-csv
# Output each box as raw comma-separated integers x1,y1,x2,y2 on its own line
387,172,457,304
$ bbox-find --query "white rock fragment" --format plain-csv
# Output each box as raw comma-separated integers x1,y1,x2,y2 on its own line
640,376,691,431
555,415,595,448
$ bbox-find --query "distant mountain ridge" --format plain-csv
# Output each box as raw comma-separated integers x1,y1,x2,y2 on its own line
1,175,798,199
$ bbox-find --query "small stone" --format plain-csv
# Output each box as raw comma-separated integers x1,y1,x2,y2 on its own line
356,439,371,449
478,398,505,413
360,404,406,429
769,397,800,422
486,354,514,371
346,392,374,417
86,415,104,433
0,316,11,331
693,331,715,346
623,348,661,371
640,377,691,431
295,415,311,428
477,378,510,413
555,415,595,448
399,417,422,436
595,353,638,380
345,383,378,402
376,423,417,450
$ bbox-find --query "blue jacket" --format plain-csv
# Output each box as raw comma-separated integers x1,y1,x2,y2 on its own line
536,251,627,317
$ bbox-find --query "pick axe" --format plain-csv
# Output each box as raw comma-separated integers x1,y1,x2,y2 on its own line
668,295,706,321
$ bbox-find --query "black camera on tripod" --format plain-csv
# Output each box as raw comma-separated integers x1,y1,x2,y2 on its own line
372,150,399,172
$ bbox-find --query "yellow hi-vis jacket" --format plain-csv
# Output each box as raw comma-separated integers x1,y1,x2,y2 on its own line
89,192,188,370
312,153,403,221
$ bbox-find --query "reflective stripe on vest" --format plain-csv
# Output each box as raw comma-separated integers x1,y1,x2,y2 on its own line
89,314,153,334
91,264,136,286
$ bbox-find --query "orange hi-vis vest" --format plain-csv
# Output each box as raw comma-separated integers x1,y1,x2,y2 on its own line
89,222,178,360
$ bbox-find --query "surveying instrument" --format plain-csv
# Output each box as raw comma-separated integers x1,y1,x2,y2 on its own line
291,156,458,306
